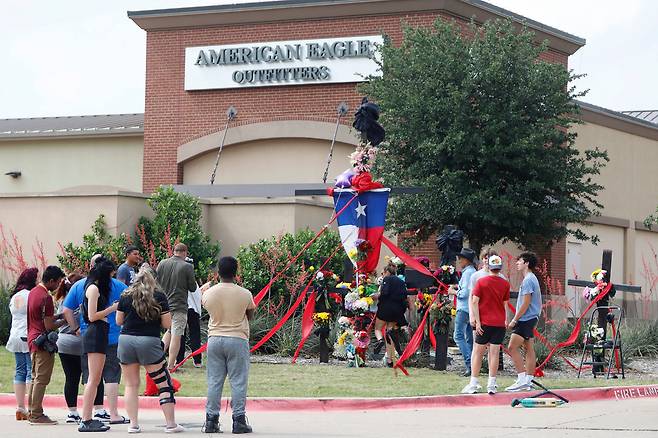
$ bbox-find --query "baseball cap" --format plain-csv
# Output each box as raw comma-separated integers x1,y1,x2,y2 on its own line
488,255,503,270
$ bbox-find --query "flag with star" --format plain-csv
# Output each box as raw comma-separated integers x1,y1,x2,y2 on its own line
333,188,390,273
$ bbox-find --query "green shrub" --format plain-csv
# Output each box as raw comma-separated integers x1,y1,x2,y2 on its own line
237,228,346,306
136,186,220,281
622,320,658,360
57,215,130,273
0,283,11,345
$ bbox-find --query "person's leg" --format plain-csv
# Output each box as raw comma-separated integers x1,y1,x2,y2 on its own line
28,350,55,420
59,353,81,411
145,361,178,429
81,353,105,421
14,353,28,412
464,317,474,364
81,353,105,412
121,363,141,429
176,329,187,365
27,353,35,415
167,311,187,370
188,309,202,365
162,330,171,353
507,334,526,374
374,318,385,341
103,345,124,422
205,337,227,432
225,337,252,433
454,310,471,370
470,344,486,378
488,344,501,378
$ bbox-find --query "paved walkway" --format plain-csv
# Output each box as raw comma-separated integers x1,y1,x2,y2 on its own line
2,397,657,437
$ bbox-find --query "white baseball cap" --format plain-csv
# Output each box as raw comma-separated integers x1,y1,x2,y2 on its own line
488,255,503,270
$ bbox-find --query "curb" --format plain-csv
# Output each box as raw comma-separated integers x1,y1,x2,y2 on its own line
2,385,657,412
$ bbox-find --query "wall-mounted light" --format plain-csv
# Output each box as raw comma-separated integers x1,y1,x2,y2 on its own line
5,171,21,178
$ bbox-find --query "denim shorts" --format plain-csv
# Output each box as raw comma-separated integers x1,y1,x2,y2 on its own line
14,352,32,384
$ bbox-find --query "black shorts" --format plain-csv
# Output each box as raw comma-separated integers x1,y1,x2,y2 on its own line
82,321,109,354
512,318,538,340
82,344,122,384
475,325,506,345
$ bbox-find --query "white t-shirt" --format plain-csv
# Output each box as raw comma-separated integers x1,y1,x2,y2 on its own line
6,289,30,353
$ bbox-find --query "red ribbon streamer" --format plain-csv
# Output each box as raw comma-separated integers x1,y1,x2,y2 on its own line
251,244,342,353
253,194,358,306
292,291,317,363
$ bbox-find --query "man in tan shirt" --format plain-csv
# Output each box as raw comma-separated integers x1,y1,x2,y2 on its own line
200,256,255,434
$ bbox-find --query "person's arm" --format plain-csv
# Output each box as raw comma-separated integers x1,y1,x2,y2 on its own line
43,297,63,331
86,285,118,322
246,296,256,321
115,310,125,326
503,301,510,328
509,294,531,328
471,295,483,335
187,264,197,293
160,311,172,330
62,307,78,331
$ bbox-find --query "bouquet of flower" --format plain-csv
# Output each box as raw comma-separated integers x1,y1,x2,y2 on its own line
415,292,433,313
312,312,331,327
582,268,608,301
312,269,340,290
436,265,457,285
349,144,379,174
348,239,373,263
333,327,355,359
430,296,455,334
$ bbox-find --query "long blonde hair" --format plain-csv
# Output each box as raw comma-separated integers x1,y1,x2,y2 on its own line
123,266,161,321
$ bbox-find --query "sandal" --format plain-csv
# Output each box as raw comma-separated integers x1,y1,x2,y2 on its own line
109,415,130,424
128,425,141,434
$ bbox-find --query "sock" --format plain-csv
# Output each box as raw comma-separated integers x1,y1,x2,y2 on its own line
470,376,478,385
488,376,497,386
517,372,527,382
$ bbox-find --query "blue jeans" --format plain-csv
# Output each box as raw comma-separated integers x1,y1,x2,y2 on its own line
14,352,32,384
453,310,473,369
206,336,250,418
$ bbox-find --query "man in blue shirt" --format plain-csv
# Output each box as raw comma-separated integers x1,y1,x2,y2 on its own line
62,255,128,423
116,245,140,286
505,251,543,392
449,248,476,376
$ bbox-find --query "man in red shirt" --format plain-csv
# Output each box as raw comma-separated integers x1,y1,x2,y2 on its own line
27,266,66,425
461,255,510,395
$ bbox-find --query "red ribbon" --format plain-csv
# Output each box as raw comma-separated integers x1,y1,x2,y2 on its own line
253,194,358,306
292,291,317,363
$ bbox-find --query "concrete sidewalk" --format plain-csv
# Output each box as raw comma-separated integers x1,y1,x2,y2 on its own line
2,397,657,437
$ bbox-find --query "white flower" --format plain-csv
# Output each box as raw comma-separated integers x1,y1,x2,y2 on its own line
448,266,455,274
344,292,359,304
391,256,403,265
316,271,324,280
596,270,607,282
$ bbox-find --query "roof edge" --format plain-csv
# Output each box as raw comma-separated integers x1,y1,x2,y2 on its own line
576,100,658,141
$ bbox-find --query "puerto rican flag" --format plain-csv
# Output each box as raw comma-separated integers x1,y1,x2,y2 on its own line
333,188,390,273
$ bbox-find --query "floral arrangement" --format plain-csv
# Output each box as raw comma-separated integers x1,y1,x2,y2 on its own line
582,268,608,301
312,269,340,290
436,265,457,285
348,239,373,263
312,312,331,327
430,296,455,334
343,280,377,315
415,292,433,313
349,144,379,174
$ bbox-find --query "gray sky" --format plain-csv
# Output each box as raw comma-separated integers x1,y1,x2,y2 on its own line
1,0,656,118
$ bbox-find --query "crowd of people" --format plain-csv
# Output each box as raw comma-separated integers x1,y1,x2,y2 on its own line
6,237,541,433
6,243,255,434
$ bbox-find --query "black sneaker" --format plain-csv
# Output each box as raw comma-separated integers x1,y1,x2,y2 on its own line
202,413,221,433
232,415,252,434
67,413,82,423
78,419,110,432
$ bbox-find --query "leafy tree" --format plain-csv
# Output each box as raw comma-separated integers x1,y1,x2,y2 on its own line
136,186,220,280
58,215,130,273
360,19,608,252
645,207,658,229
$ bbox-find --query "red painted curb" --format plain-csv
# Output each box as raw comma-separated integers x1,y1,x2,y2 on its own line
2,385,657,412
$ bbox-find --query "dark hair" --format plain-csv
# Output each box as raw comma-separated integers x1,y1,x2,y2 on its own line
42,265,66,284
518,252,538,270
85,259,116,301
13,267,39,296
124,245,139,256
218,256,238,279
384,264,397,276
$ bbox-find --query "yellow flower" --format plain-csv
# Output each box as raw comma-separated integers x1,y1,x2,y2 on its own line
451,308,457,317
358,285,365,295
309,266,315,272
348,248,358,259
364,297,374,306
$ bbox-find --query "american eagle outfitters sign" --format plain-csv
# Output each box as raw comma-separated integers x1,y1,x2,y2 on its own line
184,35,383,90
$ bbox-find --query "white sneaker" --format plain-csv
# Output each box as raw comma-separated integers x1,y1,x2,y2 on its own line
487,383,498,394
461,382,482,394
505,379,531,392
128,425,141,434
165,424,185,433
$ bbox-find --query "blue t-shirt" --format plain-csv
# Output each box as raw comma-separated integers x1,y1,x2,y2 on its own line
518,272,542,321
456,264,476,312
116,263,136,286
63,277,127,345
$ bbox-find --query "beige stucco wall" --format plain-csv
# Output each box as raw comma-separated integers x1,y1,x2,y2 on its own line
573,122,658,222
182,138,354,185
0,136,143,193
0,188,150,280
